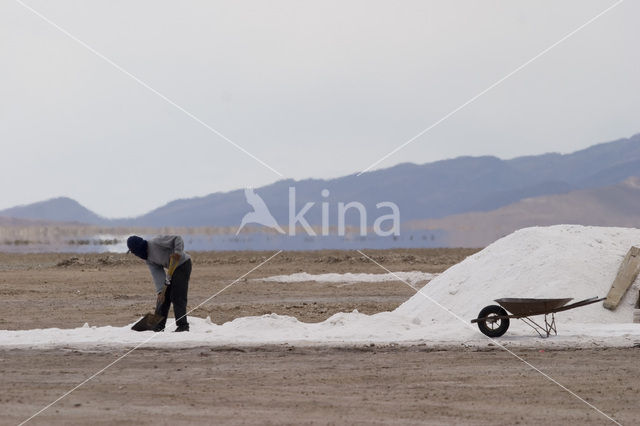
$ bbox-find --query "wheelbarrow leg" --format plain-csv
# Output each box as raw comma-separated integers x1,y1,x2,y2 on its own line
519,316,556,338
544,313,557,337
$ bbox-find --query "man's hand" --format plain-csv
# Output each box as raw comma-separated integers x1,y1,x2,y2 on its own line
165,276,171,286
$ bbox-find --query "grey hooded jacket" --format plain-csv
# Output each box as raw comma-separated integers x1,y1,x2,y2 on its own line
146,235,191,293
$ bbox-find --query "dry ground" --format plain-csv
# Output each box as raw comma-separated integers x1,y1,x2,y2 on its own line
0,249,475,330
2,346,638,425
1,249,638,425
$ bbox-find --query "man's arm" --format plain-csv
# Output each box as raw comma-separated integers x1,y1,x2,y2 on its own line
147,261,166,293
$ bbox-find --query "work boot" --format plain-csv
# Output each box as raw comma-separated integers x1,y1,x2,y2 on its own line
175,324,189,332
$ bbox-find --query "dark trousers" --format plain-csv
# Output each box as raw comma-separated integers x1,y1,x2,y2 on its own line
156,259,191,328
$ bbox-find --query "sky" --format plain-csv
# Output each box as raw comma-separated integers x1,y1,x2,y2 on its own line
1,0,638,218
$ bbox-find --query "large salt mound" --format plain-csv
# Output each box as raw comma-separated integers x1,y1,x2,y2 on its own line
395,225,640,327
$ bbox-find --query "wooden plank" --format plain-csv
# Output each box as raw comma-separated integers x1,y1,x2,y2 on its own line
603,246,640,310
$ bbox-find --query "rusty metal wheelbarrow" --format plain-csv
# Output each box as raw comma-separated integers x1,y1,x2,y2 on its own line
471,297,605,338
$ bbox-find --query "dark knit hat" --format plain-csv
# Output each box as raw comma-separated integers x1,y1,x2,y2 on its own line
127,235,148,260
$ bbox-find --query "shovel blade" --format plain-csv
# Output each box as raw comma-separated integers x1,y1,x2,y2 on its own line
131,313,165,331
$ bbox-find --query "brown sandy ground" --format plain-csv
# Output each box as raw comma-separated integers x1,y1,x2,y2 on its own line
1,346,639,425
0,249,476,330
2,249,639,425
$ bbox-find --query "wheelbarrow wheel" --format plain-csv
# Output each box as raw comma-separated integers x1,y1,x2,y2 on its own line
477,305,510,337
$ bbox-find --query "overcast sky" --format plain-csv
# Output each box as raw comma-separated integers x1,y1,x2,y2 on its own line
1,0,638,218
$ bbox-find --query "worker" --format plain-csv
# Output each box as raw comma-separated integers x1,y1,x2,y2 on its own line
127,235,192,332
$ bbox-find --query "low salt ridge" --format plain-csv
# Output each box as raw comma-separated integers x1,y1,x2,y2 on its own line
259,271,437,285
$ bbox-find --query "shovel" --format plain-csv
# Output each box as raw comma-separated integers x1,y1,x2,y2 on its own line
131,285,168,331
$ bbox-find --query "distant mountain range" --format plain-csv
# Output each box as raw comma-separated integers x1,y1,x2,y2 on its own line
2,133,640,235
408,176,640,247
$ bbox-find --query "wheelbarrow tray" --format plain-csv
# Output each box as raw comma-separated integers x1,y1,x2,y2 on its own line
495,298,573,317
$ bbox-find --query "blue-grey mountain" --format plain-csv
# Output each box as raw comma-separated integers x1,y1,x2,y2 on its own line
0,197,105,225
1,133,639,227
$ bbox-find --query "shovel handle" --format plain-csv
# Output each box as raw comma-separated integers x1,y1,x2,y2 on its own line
155,285,168,313
167,253,181,277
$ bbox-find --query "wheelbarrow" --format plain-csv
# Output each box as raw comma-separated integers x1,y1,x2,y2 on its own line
471,296,605,338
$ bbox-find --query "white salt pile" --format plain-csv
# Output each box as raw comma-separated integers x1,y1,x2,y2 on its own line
259,271,437,287
1,225,639,348
395,225,640,325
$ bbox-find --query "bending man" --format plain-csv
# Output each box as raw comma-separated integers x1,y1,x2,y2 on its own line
127,235,192,332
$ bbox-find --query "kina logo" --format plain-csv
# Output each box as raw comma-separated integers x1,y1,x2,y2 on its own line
236,188,286,235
